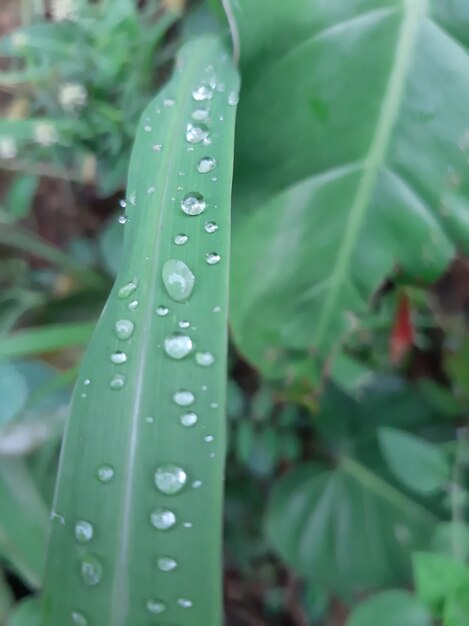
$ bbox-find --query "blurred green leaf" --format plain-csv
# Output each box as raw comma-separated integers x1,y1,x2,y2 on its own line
98,216,123,277
345,590,431,626
0,322,95,358
413,552,469,614
0,568,13,623
7,597,41,626
431,522,469,557
5,175,39,220
0,365,27,426
443,585,469,626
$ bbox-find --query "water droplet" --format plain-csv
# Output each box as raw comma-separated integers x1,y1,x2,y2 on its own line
115,319,134,340
197,157,217,173
110,374,126,390
81,392,87,399
181,192,206,216
164,334,193,359
174,233,188,246
128,299,139,311
157,556,178,572
145,416,154,424
186,123,209,144
118,281,138,299
213,305,221,313
80,554,103,586
147,599,166,615
118,215,127,224
147,186,156,195
183,522,193,528
180,412,198,427
119,199,127,209
110,351,127,365
204,435,214,442
97,465,115,483
206,252,221,265
144,124,152,132
178,170,186,177
75,520,94,544
84,379,90,385
162,259,195,302
177,598,193,608
164,97,175,107
192,84,213,101
228,91,239,105
154,465,187,494
178,320,190,329
71,611,88,625
210,452,215,458
210,402,219,408
192,108,209,122
153,144,162,151
195,351,215,367
211,176,218,182
219,114,224,121
150,508,176,530
201,385,208,391
129,192,136,205
173,390,195,406
192,480,202,489
205,221,218,234
156,305,169,317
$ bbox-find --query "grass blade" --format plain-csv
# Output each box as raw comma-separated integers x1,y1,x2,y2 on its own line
42,35,239,626
0,322,95,359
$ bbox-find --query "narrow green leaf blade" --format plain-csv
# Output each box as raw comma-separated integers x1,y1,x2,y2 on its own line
345,590,431,626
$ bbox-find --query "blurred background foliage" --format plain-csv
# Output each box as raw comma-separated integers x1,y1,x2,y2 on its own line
0,0,469,625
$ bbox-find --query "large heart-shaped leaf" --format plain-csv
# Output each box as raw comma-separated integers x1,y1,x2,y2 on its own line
230,0,469,372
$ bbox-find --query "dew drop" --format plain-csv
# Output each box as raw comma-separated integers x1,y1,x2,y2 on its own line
128,299,139,311
115,319,134,340
147,599,166,615
210,402,219,408
153,144,163,151
192,84,213,101
192,480,202,489
178,598,193,608
118,280,138,299
129,192,137,205
119,199,127,209
206,252,221,265
75,520,94,544
156,305,169,316
164,97,175,107
162,259,195,302
110,351,127,365
213,305,221,313
81,393,87,399
211,176,218,182
174,233,188,246
71,611,88,625
186,123,209,144
84,379,90,386
145,416,154,424
110,374,126,390
118,215,127,224
147,186,156,195
154,465,187,494
144,124,152,132
192,108,209,122
195,351,215,367
173,390,195,406
183,522,193,528
80,554,103,586
164,334,193,359
205,221,218,234
228,91,239,105
97,465,115,483
150,508,176,530
180,412,198,427
157,556,178,572
178,320,190,329
181,192,206,216
204,435,214,442
197,156,217,173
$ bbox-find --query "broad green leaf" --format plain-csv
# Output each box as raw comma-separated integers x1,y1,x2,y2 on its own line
378,427,450,494
0,365,27,426
8,597,41,626
346,590,431,626
42,36,239,626
266,460,434,594
413,552,469,614
230,0,469,374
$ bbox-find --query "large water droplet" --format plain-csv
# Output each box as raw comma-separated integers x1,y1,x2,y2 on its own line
192,108,209,121
162,260,195,302
164,334,193,359
228,91,239,105
180,412,198,427
75,520,94,544
206,252,220,265
197,157,217,174
174,233,188,246
181,192,206,216
115,319,134,340
154,465,187,494
186,123,209,144
173,390,195,406
156,305,169,316
71,611,88,625
150,508,176,530
97,465,115,483
110,374,126,390
157,556,178,572
205,221,218,234
118,281,137,299
195,351,215,367
177,598,193,608
80,554,103,586
147,599,166,615
110,351,127,365
192,84,213,101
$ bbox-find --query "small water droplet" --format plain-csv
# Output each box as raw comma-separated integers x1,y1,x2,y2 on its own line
178,170,186,177
205,221,218,234
210,402,219,408
115,319,134,340
110,374,126,390
211,176,218,182
97,465,115,483
164,97,175,107
195,351,215,366
156,305,169,317
210,452,216,458
192,480,202,489
219,114,224,121
173,390,195,406
162,259,195,302
75,520,94,544
110,351,127,365
228,91,239,105
186,123,209,144
129,192,137,205
181,192,206,216
201,385,208,391
144,124,152,132
164,334,193,359
145,416,154,424
150,508,176,530
192,108,209,122
81,392,87,399
128,299,139,311
71,611,88,625
118,215,127,224
183,522,193,528
157,556,178,572
180,412,198,427
118,280,138,299
154,465,187,494
153,144,163,151
84,379,90,385
204,435,214,443
178,320,190,329
147,599,166,615
206,252,221,265
147,186,156,195
80,554,103,586
197,156,217,173
213,305,221,313
177,598,193,608
192,84,213,101
119,199,127,209
174,233,188,246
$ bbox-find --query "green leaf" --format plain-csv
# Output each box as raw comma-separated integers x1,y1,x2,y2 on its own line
230,0,469,374
98,216,124,277
0,568,13,622
413,552,469,613
0,365,27,425
443,586,469,626
266,459,434,595
0,322,95,359
6,175,39,220
42,35,239,626
378,427,450,495
345,590,431,626
8,597,41,626
431,522,469,557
